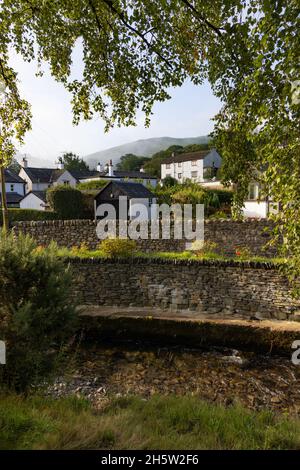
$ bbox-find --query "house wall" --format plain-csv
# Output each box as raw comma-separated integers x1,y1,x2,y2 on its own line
70,258,300,321
19,168,50,193
4,182,25,196
161,159,204,182
12,219,280,257
20,193,46,211
55,171,78,187
243,201,268,218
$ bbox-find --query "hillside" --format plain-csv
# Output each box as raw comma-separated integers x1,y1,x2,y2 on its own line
85,135,209,168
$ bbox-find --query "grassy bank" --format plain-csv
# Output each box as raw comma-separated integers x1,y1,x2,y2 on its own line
1,394,299,450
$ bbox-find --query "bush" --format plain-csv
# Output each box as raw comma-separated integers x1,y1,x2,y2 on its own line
190,240,219,258
77,180,108,190
47,186,84,219
98,238,137,258
0,209,58,225
0,232,77,391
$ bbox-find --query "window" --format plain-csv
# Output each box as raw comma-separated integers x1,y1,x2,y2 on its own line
178,173,182,179
166,164,171,169
192,160,198,166
191,171,198,179
10,184,14,192
248,183,259,200
177,162,182,168
165,174,171,178
63,180,69,185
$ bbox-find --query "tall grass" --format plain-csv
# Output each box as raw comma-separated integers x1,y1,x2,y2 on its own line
0,394,299,450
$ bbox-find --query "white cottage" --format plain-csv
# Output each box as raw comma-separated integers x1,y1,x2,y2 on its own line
161,149,222,183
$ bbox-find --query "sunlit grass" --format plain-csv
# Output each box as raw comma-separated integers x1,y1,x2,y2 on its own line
0,394,299,450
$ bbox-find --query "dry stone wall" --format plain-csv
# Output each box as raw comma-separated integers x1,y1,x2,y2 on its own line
12,219,278,256
70,258,300,321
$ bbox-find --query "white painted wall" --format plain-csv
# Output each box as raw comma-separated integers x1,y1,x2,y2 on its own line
55,170,78,186
18,168,51,193
4,182,25,195
20,193,46,211
161,149,222,184
242,201,268,218
161,159,204,182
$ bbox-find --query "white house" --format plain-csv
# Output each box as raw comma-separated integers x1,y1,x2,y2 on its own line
161,149,222,183
19,157,61,193
242,181,280,218
20,191,47,211
0,169,26,208
17,157,158,211
57,160,157,188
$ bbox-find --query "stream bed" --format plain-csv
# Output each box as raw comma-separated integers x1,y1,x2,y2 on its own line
47,342,300,415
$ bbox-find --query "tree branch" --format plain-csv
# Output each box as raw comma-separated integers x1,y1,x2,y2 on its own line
102,0,173,68
181,0,223,37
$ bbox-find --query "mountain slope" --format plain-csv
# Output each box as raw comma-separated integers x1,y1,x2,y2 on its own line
85,135,209,168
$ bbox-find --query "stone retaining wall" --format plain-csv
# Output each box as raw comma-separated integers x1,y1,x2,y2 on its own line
12,219,278,256
70,258,300,321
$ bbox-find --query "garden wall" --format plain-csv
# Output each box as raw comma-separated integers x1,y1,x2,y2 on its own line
12,219,278,256
70,258,300,321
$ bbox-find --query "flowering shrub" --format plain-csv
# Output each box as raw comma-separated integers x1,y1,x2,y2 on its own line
235,247,251,259
98,238,137,258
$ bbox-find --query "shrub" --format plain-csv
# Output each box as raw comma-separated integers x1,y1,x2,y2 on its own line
98,238,137,258
190,240,219,258
47,186,84,219
235,246,251,259
0,209,58,225
77,180,108,190
0,232,77,391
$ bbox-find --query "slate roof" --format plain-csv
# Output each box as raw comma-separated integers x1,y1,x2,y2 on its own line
67,169,101,181
162,150,210,165
113,170,155,180
22,167,61,183
0,192,24,204
4,169,26,184
73,169,155,181
28,190,47,203
96,181,155,199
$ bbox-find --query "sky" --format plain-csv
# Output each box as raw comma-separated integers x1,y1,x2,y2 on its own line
10,52,222,165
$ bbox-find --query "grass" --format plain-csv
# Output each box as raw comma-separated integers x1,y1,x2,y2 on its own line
0,394,299,450
57,245,284,265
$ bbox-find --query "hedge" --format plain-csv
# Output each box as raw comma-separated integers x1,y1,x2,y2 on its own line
47,186,84,219
0,209,58,225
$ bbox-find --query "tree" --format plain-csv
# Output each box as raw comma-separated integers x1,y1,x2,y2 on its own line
8,157,20,174
116,153,149,171
58,152,89,171
0,1,299,276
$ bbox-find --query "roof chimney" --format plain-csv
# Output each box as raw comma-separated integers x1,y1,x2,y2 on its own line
56,160,64,170
97,162,103,172
108,159,114,177
21,156,28,168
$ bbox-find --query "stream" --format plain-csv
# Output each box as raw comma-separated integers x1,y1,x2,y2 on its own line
47,341,300,415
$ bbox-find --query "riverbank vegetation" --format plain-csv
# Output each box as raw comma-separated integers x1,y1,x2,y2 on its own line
1,394,299,450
